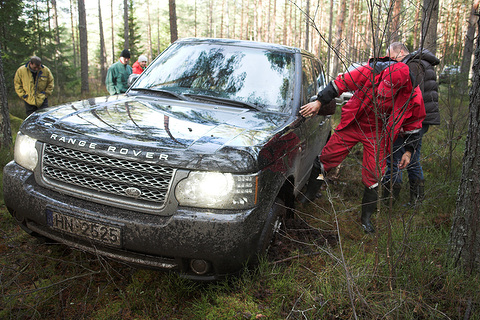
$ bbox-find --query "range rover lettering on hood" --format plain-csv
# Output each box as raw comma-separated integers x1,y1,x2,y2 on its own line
49,133,169,160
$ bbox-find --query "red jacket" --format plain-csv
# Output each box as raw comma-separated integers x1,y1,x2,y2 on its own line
132,61,144,74
332,58,425,147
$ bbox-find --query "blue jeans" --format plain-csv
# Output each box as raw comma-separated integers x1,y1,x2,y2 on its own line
384,125,429,185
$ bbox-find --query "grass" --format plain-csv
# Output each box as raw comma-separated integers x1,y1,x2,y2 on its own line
1,89,480,319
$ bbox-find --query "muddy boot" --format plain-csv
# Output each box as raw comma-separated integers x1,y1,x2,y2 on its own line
361,186,378,233
298,166,324,204
408,179,425,206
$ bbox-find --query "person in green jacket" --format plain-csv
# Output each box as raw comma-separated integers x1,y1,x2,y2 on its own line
14,56,54,116
106,49,132,95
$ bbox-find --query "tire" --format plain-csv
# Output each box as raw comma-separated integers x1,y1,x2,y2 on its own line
257,197,286,254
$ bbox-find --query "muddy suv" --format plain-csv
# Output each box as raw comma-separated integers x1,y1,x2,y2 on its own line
3,38,333,280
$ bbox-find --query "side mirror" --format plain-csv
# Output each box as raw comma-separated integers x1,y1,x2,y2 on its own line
128,73,140,87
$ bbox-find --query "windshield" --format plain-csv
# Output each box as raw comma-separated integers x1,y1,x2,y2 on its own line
131,42,296,112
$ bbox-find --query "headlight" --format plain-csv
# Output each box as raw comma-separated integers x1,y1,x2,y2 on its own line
14,132,38,171
175,172,258,210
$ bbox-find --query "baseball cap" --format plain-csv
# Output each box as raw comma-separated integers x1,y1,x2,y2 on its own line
377,64,410,97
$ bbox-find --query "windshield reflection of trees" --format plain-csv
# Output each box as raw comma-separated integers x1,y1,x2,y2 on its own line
141,45,295,113
174,48,245,96
265,51,294,108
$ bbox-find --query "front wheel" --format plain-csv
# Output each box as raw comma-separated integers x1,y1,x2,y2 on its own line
257,197,286,254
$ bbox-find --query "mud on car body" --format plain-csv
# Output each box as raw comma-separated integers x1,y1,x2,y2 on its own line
3,38,333,280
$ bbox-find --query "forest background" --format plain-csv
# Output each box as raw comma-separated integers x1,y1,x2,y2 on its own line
1,0,480,319
0,0,476,107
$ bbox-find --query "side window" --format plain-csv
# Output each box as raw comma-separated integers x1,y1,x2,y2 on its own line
312,60,326,91
301,56,316,105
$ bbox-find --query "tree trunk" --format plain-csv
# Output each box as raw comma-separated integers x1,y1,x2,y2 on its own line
70,0,77,71
449,16,480,274
272,0,276,43
51,0,60,97
331,0,347,76
390,0,403,43
305,0,310,51
283,0,287,44
111,0,115,63
124,0,129,49
373,1,383,56
78,0,89,94
220,0,225,37
231,0,236,38
461,0,480,74
288,0,292,44
421,0,439,54
345,0,356,62
225,0,229,38
51,0,60,46
146,0,152,61
241,0,245,39
267,0,272,42
194,0,198,37
169,0,178,43
98,0,107,85
452,3,461,50
209,0,214,38
254,0,260,41
0,48,12,149
157,6,160,54
293,1,297,46
413,3,421,49
326,0,334,77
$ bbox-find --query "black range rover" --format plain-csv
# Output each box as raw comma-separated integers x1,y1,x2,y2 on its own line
3,38,333,280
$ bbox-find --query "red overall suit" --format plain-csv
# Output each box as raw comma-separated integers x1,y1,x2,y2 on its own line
319,58,426,188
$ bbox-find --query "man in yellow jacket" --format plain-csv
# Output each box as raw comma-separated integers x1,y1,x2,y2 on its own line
14,56,54,116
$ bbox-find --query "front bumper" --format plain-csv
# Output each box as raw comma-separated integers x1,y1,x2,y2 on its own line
3,161,271,280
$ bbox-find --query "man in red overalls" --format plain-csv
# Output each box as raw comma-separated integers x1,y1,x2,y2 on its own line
299,57,426,233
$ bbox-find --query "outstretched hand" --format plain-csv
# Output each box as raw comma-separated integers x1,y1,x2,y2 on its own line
300,100,321,118
398,151,412,170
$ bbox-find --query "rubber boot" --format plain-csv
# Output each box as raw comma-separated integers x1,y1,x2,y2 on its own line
382,183,401,206
361,186,378,233
298,166,324,204
408,179,425,206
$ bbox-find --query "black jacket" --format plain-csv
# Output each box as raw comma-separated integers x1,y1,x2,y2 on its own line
403,49,441,125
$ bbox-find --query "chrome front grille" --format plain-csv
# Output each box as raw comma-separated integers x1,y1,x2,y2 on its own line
41,144,174,209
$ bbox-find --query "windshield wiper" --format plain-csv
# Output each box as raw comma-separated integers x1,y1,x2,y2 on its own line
185,94,261,111
130,88,190,101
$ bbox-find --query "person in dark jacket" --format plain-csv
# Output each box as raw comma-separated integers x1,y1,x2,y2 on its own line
384,42,440,206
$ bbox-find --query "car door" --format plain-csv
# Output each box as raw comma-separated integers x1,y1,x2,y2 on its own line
295,55,330,190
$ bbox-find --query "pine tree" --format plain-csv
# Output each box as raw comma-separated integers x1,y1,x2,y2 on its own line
0,0,30,95
117,0,143,59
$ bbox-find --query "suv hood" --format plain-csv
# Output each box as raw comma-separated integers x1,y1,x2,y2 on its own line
21,95,291,171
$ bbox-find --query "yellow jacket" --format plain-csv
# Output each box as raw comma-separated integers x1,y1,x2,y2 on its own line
14,63,54,107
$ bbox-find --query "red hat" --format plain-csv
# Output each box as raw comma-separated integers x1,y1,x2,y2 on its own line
377,63,410,97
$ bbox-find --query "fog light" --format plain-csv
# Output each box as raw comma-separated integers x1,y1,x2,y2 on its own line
190,259,210,275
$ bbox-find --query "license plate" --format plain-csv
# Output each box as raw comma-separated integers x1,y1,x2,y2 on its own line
46,209,122,247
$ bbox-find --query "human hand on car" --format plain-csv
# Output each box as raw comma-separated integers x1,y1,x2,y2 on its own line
398,151,412,170
300,100,321,118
